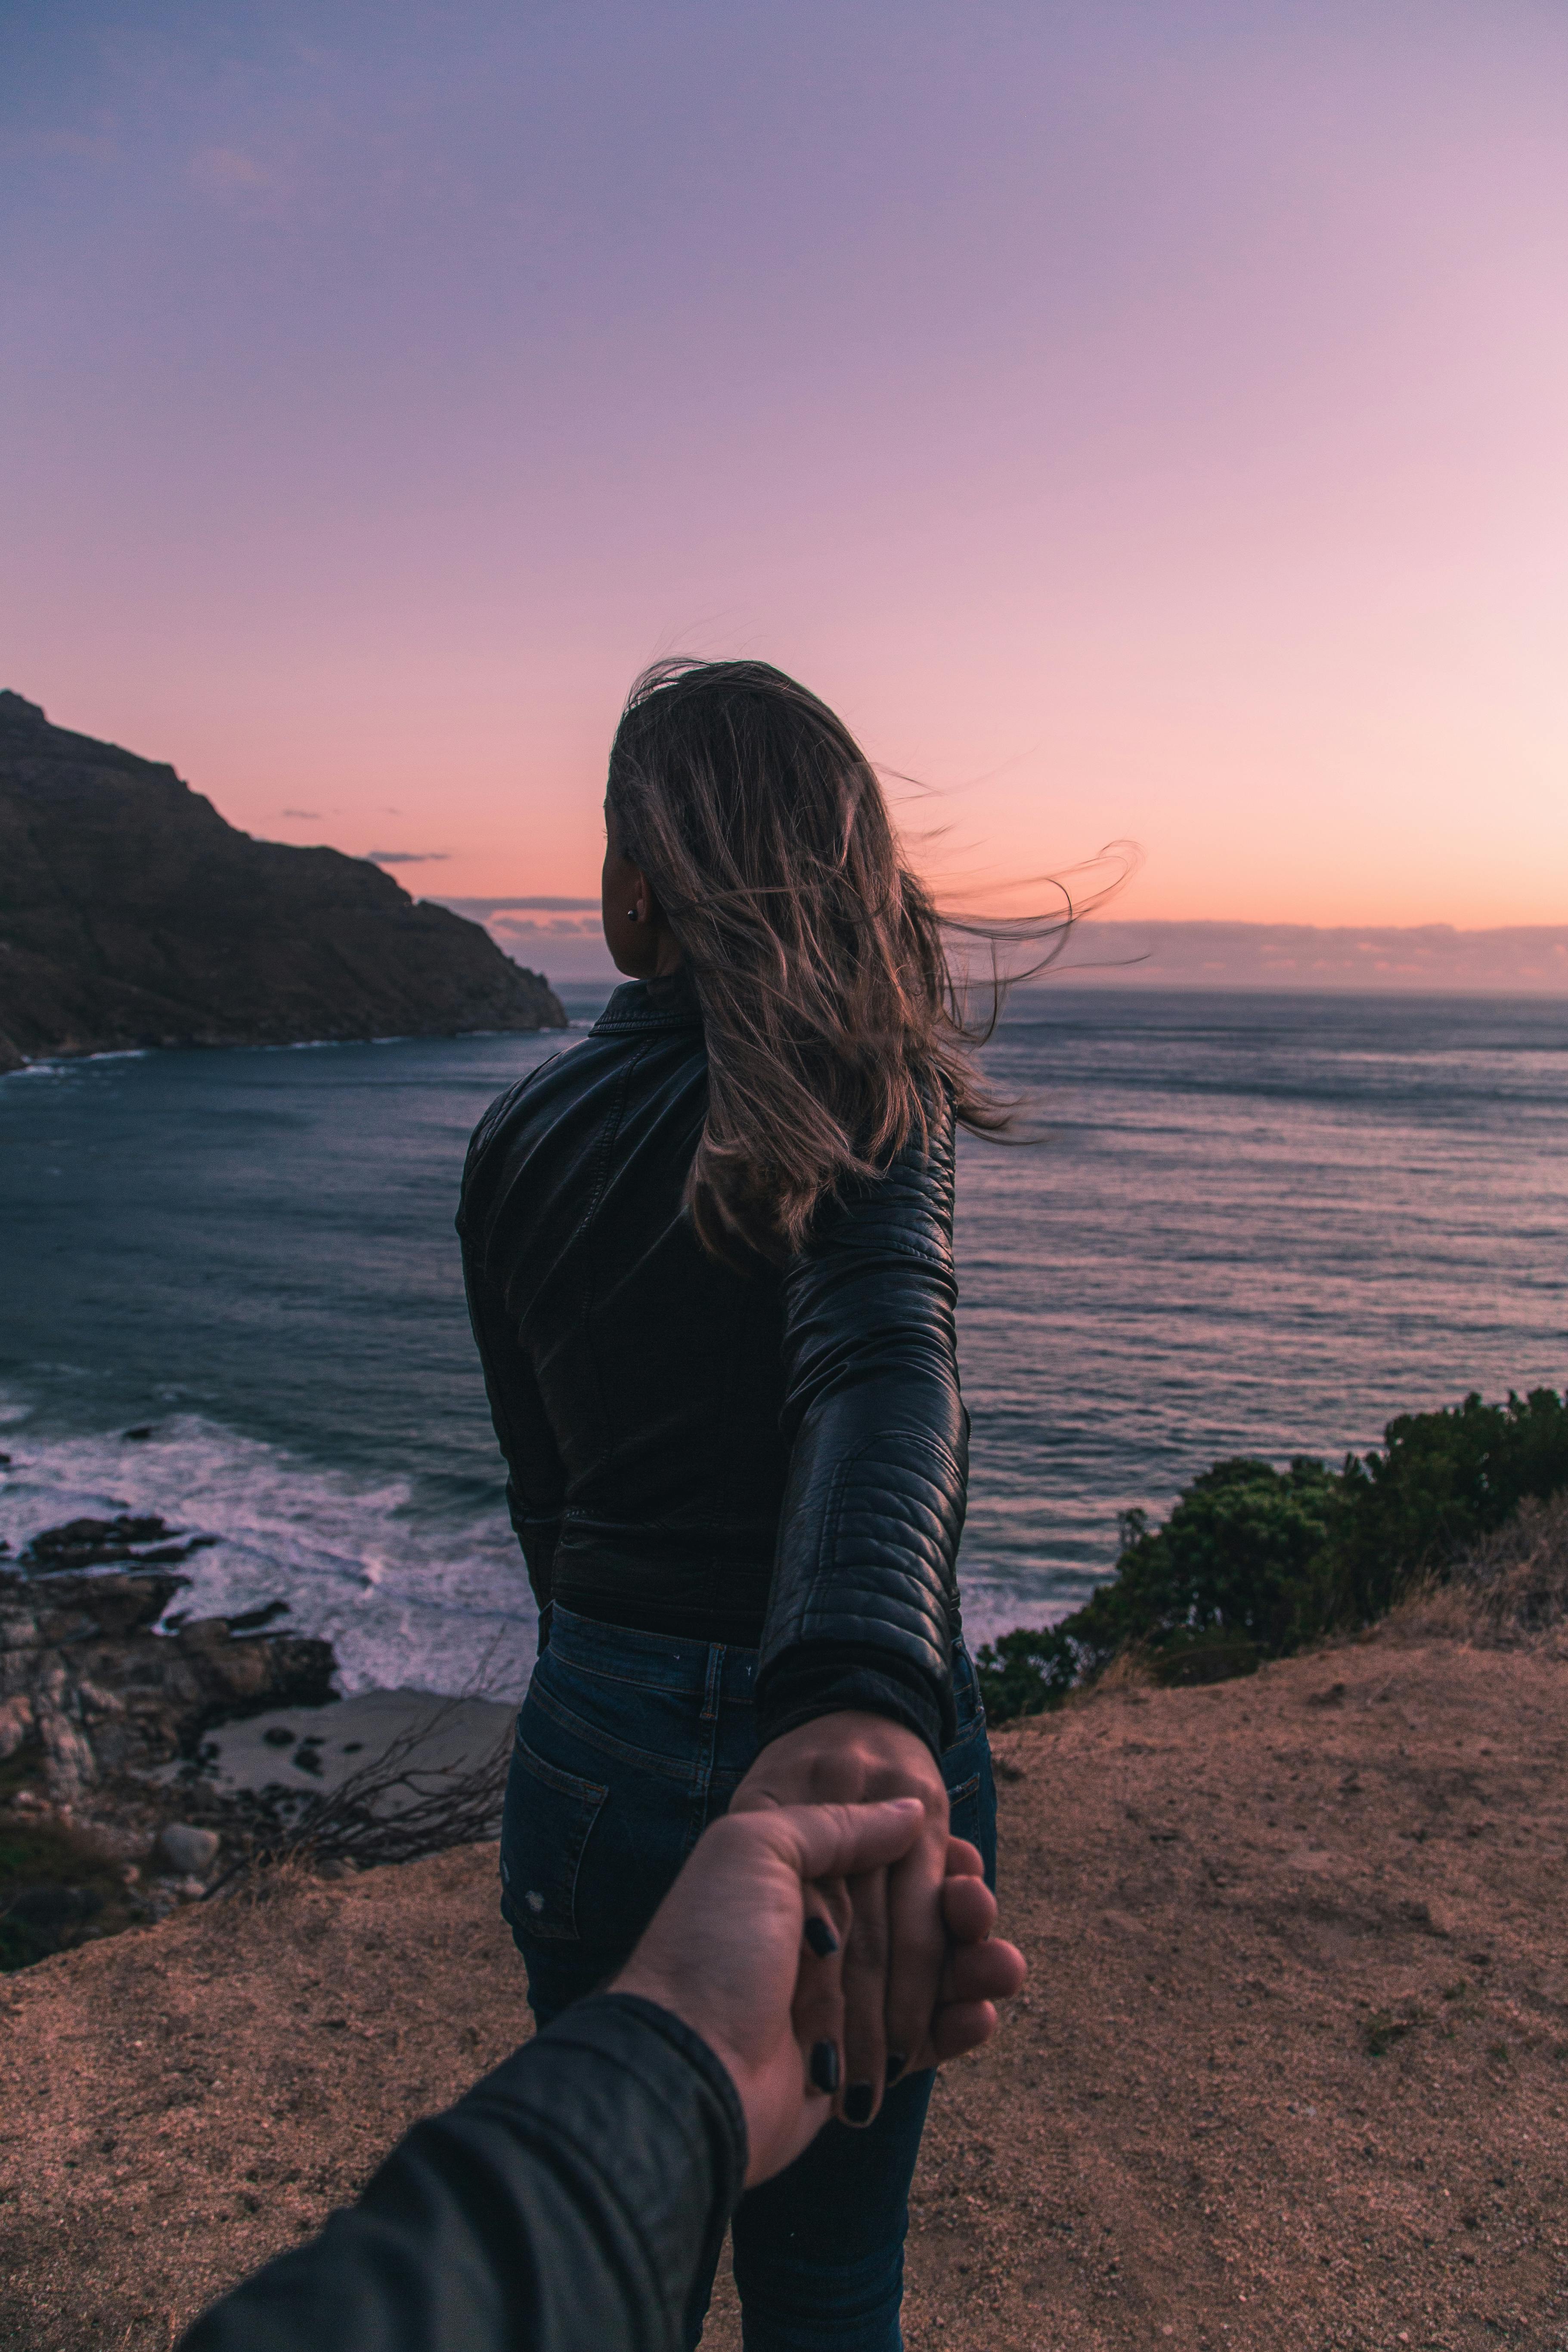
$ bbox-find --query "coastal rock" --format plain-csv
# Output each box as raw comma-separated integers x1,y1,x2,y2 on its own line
0,1695,34,1760
0,689,567,1064
0,1553,338,1800
18,1515,213,1574
158,1824,221,1876
35,1688,99,1804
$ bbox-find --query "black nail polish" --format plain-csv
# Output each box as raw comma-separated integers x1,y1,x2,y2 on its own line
884,2051,907,2086
844,2082,874,2126
809,2040,840,2095
803,1916,838,1959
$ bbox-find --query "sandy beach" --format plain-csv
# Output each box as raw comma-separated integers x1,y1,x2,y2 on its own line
3,1609,1565,2350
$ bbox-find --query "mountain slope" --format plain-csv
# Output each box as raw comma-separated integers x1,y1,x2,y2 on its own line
0,693,565,1069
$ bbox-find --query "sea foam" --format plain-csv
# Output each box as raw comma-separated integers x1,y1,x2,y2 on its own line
0,1396,537,1699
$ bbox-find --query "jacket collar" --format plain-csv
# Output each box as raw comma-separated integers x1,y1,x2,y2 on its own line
590,967,703,1036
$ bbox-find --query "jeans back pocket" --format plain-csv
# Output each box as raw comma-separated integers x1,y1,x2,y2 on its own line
501,1737,609,1944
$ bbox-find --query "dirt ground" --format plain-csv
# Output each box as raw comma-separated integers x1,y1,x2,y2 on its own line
2,1621,1565,2352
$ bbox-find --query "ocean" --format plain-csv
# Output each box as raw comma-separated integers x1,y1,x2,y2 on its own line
2,988,1564,1696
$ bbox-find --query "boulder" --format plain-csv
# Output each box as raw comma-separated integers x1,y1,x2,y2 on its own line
158,1823,221,1877
0,1695,34,1761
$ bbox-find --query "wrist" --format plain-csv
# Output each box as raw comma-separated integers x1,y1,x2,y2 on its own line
606,1965,759,2154
769,1708,942,1776
757,1653,948,1761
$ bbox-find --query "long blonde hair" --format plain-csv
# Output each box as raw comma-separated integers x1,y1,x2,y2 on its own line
608,658,1071,1259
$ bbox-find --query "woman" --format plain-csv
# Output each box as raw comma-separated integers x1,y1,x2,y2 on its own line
457,659,1004,2352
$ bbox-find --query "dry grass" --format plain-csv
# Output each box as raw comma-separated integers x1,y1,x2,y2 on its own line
1392,1492,1568,1649
2,1630,1567,2351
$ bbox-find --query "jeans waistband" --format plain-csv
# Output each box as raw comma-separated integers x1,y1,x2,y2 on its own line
544,1602,977,1725
543,1602,762,1705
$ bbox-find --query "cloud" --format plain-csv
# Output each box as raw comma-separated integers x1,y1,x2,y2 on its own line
495,915,601,935
281,807,320,819
419,896,614,979
1050,921,1568,993
437,896,600,914
190,146,269,194
364,848,449,865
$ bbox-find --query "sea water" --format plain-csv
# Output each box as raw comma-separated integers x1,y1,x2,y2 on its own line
2,988,1564,1694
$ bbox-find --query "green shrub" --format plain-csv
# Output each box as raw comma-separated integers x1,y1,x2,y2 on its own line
1331,1387,1568,1622
976,1387,1568,1726
1066,1456,1342,1671
1147,1630,1260,1687
973,1623,1078,1724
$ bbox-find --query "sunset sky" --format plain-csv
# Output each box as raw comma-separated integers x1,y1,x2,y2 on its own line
4,3,1566,971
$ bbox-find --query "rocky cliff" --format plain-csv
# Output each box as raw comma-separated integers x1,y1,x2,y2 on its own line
0,691,566,1069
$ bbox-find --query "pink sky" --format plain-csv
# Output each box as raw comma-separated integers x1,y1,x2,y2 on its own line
4,3,1566,939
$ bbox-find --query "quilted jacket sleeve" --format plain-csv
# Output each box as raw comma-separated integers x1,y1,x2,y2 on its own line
755,1093,967,1759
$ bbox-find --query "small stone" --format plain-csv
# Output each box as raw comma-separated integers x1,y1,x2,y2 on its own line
0,1695,35,1760
158,1822,221,1876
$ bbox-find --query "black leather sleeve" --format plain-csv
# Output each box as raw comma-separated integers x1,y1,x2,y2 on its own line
756,1095,967,1759
177,1996,746,2352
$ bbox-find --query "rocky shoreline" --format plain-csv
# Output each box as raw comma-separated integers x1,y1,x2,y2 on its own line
0,1514,339,1964
0,1518,337,1797
0,1510,515,1969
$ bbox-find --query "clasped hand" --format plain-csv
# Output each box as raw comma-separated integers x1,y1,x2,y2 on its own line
615,1721,1023,2185
728,1710,958,2129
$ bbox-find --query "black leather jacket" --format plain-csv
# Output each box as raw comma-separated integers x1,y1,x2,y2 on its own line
456,971,967,1754
179,1995,744,2352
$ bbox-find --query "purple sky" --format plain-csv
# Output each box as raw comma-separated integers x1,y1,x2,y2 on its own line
5,3,1566,960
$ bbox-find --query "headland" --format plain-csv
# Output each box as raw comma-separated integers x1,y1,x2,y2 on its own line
0,690,566,1070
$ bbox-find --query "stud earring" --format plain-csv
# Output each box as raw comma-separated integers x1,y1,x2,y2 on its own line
626,906,638,921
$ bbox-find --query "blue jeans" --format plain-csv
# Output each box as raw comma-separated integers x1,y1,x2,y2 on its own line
500,1605,997,2352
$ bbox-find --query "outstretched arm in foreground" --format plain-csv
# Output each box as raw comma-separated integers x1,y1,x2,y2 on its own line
178,1801,1025,2352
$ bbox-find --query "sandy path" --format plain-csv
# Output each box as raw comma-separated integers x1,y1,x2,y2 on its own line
2,1626,1565,2350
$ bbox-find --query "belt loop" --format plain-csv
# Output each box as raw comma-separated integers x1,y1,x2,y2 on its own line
701,1642,725,1723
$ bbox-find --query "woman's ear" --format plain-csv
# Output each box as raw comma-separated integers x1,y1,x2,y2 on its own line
602,803,682,977
601,815,658,975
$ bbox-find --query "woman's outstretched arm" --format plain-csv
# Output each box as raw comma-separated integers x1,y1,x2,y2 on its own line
758,1086,966,1757
734,1089,971,2135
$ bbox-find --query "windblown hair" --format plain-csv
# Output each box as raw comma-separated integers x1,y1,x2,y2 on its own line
607,658,1085,1261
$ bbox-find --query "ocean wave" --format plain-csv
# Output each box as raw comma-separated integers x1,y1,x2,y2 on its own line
0,1398,537,1699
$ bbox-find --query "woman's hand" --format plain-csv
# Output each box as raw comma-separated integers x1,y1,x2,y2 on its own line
727,1711,953,2129
611,1799,1024,2185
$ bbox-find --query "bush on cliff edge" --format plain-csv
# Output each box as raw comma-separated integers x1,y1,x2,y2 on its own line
977,1387,1568,1726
